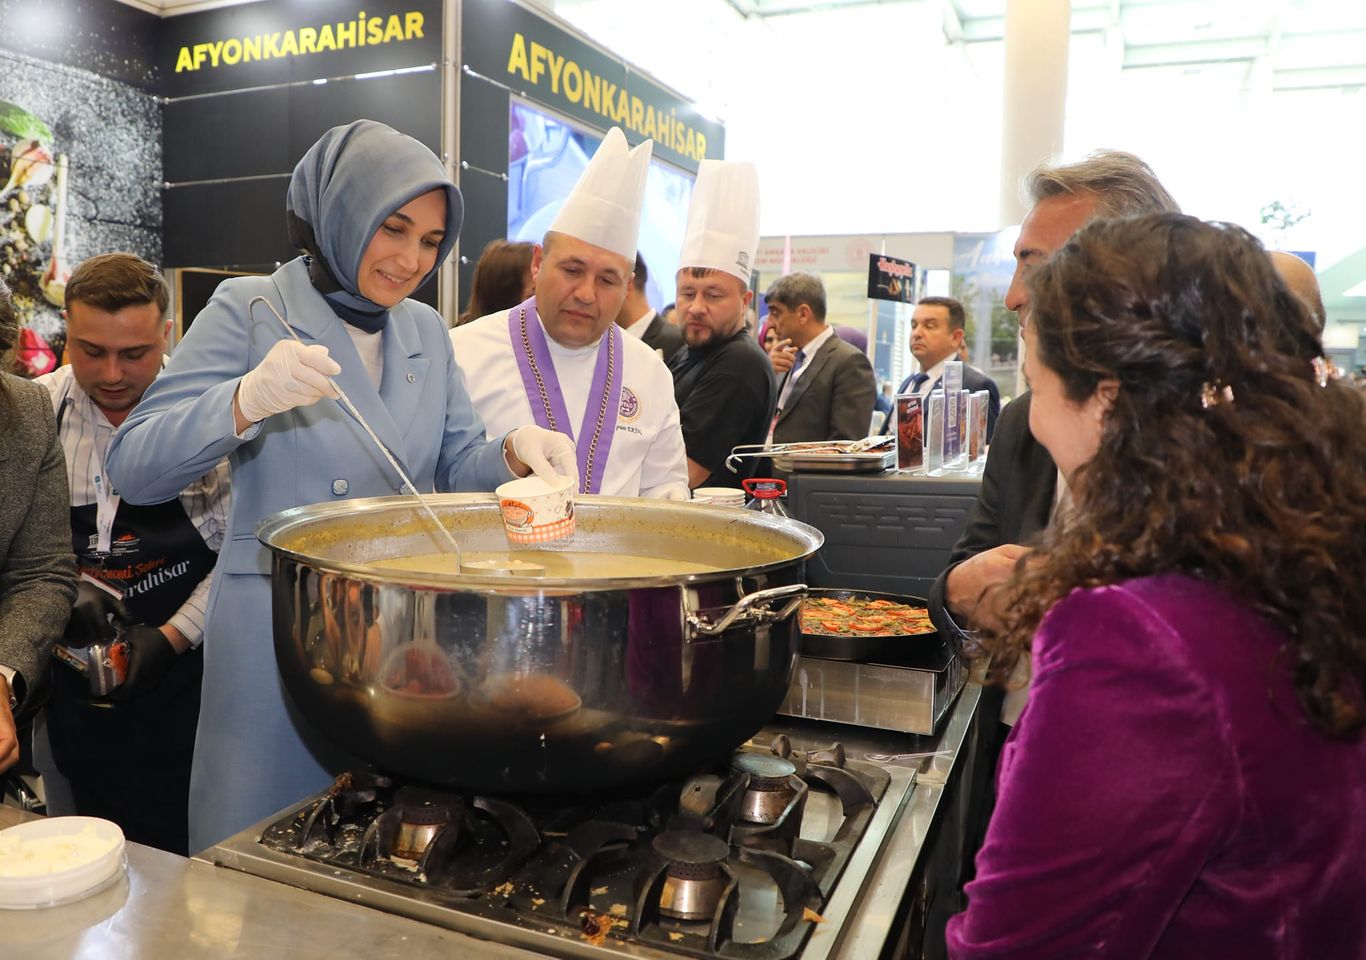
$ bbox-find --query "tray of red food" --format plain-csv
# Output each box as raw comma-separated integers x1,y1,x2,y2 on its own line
798,588,937,661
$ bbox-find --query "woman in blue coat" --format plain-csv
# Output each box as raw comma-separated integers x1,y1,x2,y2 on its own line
107,121,575,852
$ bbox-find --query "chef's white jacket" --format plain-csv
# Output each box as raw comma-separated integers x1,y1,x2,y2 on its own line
450,310,689,499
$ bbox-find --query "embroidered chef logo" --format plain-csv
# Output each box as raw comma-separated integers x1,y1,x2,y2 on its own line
735,250,750,276
618,386,641,423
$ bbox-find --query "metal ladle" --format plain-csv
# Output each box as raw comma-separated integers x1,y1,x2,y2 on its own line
246,296,543,577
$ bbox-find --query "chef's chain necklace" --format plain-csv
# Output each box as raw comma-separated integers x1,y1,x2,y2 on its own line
517,306,615,494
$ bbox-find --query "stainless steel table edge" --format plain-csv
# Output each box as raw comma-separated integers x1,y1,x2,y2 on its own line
816,682,981,959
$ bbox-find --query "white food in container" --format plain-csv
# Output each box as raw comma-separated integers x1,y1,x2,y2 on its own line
0,817,126,909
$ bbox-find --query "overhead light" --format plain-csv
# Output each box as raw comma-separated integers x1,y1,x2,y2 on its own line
1344,279,1366,298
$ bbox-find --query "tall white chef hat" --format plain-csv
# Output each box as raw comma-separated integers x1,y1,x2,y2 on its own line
547,127,652,263
679,160,760,283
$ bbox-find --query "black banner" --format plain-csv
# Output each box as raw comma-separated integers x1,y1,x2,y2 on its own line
159,0,442,98
460,0,723,172
0,0,159,90
868,253,917,303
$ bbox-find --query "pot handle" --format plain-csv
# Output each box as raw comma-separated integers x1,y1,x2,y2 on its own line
687,583,807,639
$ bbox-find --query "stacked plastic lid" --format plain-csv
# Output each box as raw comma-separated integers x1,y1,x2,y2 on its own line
691,486,746,507
0,816,127,909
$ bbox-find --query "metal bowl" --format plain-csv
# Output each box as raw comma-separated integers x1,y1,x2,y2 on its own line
257,494,823,794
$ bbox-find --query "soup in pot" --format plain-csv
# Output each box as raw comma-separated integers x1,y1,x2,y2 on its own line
372,550,720,579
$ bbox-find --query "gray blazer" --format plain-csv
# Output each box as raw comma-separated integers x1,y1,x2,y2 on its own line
772,332,878,443
0,373,76,710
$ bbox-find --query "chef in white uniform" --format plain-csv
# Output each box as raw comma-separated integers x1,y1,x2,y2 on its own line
452,128,689,499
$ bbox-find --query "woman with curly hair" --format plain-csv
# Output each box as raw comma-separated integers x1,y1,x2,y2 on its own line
947,214,1366,958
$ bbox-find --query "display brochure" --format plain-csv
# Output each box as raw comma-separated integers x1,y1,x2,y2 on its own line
925,393,945,476
894,394,924,472
970,390,989,463
958,391,971,466
967,391,987,463
942,361,963,467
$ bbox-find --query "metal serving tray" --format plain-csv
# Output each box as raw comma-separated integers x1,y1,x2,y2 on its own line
772,450,896,473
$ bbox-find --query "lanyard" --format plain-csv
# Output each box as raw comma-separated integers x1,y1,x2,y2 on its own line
508,297,622,495
57,383,122,556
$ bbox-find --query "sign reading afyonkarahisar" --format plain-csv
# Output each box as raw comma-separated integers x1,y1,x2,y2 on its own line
461,0,722,171
159,0,442,98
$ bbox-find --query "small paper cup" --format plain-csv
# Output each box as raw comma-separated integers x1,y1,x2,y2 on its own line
496,474,576,545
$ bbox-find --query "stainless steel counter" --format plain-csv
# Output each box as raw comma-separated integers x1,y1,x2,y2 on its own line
0,684,981,959
0,804,534,960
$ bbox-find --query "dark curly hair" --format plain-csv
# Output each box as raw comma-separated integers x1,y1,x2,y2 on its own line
986,214,1366,736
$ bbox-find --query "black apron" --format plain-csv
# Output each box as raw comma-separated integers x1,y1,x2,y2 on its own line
48,477,217,856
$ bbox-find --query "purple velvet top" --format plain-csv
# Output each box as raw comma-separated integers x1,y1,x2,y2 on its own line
947,573,1366,959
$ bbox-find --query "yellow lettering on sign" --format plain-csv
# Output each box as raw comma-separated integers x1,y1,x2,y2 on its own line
529,41,548,84
507,33,529,80
614,88,629,125
582,70,600,112
546,49,565,93
695,130,707,160
563,60,583,103
169,9,431,72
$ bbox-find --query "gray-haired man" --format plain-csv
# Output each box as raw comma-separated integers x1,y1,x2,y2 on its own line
929,150,1180,682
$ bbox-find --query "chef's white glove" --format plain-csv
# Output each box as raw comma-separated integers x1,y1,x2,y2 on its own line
509,426,579,489
658,485,693,501
237,340,341,424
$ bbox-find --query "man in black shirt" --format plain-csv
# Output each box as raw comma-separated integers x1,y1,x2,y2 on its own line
669,160,774,489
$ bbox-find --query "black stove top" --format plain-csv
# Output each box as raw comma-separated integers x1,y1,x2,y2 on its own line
254,734,890,959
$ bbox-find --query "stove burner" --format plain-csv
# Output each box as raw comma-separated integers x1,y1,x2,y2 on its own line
653,830,732,921
733,754,801,826
391,786,462,860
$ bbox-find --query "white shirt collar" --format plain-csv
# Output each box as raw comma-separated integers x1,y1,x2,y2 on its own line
796,325,835,363
624,309,655,340
919,359,946,389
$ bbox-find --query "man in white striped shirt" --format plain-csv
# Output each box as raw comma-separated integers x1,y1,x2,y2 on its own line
34,253,228,855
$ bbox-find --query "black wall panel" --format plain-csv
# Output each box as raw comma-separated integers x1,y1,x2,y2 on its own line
164,71,442,184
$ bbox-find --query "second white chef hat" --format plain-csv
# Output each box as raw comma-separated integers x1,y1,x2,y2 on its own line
679,159,760,283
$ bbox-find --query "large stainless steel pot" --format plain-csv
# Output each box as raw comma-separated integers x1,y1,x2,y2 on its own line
256,495,823,794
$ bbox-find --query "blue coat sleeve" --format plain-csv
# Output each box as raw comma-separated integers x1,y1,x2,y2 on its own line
107,278,262,506
433,314,515,492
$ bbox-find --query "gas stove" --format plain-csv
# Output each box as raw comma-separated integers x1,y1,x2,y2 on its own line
203,722,920,959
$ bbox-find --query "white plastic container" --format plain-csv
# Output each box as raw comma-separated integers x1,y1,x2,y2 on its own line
0,816,127,909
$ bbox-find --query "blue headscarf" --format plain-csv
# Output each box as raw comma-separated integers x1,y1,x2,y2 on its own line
286,120,463,332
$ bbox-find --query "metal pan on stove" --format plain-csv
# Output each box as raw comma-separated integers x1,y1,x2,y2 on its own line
798,587,938,661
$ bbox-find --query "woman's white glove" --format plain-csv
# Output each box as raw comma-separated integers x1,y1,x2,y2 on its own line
509,426,579,488
658,485,693,501
237,340,341,424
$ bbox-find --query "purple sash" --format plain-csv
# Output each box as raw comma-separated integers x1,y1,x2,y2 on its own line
508,297,622,495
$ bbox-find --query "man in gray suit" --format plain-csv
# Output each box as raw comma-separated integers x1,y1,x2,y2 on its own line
766,273,876,443
0,280,77,773
616,253,684,364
